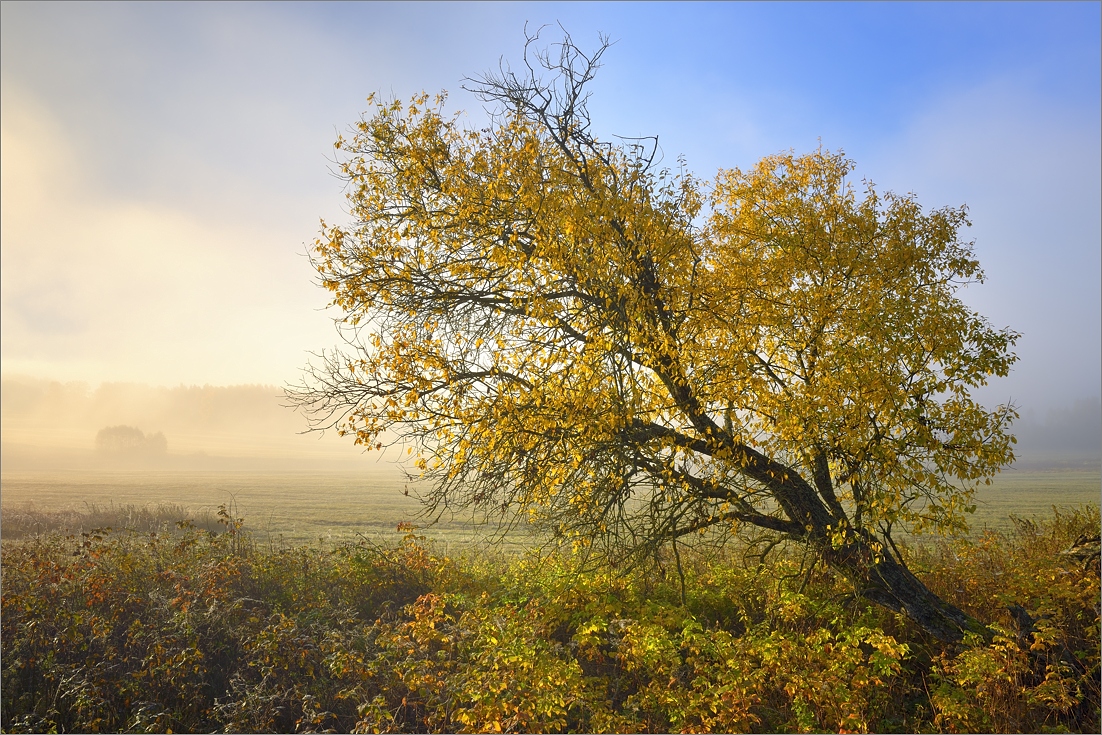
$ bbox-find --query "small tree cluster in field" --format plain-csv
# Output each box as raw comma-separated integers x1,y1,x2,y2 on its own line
95,425,168,458
2,507,1098,733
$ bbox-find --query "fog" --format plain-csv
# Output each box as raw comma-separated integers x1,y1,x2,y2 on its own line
0,375,400,474
2,375,1095,475
1,4,1097,415
1010,397,1102,469
0,5,1097,479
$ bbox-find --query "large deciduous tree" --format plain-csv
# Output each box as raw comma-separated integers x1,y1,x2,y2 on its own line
294,34,1018,642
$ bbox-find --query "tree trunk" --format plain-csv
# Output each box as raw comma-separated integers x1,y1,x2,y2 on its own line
753,462,988,643
823,535,986,643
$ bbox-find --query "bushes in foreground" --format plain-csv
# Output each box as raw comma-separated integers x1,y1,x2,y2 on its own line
2,507,1098,733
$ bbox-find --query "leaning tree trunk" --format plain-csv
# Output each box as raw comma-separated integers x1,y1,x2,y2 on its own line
822,534,986,643
747,452,989,644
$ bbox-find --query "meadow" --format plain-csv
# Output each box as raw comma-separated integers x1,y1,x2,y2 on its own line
1,467,1099,733
2,466,1098,547
1,470,498,549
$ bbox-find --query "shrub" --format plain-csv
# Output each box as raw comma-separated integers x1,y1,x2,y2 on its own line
2,507,1098,733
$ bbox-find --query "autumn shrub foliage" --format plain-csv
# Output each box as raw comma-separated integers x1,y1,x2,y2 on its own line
2,507,1098,733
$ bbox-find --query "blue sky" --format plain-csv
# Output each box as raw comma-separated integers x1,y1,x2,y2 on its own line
2,1,1099,417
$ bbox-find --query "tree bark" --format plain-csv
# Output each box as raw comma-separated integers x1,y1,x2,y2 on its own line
822,534,984,643
631,421,988,642
751,457,987,643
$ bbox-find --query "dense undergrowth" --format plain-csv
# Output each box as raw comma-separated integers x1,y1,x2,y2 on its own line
2,506,1098,733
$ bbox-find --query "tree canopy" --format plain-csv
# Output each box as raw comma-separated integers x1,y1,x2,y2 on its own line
294,34,1019,642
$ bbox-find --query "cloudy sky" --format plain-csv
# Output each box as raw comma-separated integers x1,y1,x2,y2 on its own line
2,1,1099,418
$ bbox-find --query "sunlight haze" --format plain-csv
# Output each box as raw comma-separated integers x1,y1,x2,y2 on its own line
2,1,1099,466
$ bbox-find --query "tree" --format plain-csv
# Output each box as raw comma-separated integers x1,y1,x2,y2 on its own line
95,425,168,457
293,32,1019,642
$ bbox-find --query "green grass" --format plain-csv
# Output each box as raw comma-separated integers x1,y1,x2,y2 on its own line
0,470,513,548
971,466,1100,531
2,466,1097,547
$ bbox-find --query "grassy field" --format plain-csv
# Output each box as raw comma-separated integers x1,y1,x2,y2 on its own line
969,466,1100,531
0,470,515,548
1,466,1098,547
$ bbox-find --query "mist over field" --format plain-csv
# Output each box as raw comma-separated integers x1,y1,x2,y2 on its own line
1,374,1096,474
0,374,400,475
1011,398,1102,468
